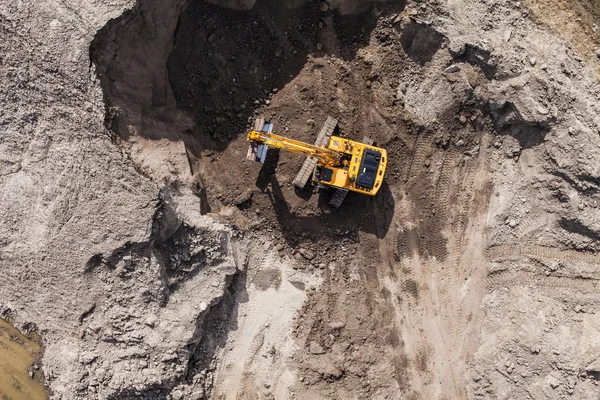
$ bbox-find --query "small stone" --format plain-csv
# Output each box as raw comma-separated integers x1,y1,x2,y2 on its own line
445,64,460,73
575,304,583,313
316,42,323,51
456,139,465,146
265,100,271,105
459,115,467,124
365,80,371,88
320,1,329,11
529,57,537,66
234,189,253,206
172,390,184,400
508,219,517,228
503,30,512,42
328,321,345,329
424,158,431,168
299,248,315,260
537,105,549,115
309,341,326,355
548,376,560,389
95,368,106,379
144,315,157,328
319,362,343,379
306,119,315,126
448,40,465,57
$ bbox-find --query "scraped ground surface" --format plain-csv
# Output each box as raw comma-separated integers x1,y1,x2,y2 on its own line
3,0,600,398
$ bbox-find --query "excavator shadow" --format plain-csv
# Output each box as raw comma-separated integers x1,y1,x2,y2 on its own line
260,174,394,246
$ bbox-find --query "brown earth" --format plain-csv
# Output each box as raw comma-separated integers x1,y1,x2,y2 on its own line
138,2,498,398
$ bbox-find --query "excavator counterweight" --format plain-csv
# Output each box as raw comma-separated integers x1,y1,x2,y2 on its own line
246,117,387,205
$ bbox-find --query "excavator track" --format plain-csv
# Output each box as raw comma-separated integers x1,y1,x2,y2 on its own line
329,188,349,208
293,116,338,189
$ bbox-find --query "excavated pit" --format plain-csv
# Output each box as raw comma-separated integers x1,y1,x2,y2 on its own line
90,0,412,249
88,0,594,397
166,0,320,147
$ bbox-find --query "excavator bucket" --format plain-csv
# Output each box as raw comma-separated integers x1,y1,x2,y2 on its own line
247,142,268,163
246,118,273,163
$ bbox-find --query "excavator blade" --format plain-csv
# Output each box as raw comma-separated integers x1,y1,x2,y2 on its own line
246,118,273,163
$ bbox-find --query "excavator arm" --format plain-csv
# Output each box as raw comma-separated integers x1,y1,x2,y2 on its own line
247,130,342,167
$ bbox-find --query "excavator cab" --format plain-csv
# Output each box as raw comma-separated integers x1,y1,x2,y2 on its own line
314,166,334,183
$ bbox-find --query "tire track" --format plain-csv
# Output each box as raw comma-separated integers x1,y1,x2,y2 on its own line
453,159,478,253
487,245,600,264
434,151,454,221
513,215,538,237
407,134,431,182
486,270,600,292
434,149,486,387
216,245,273,400
233,326,266,399
426,150,456,261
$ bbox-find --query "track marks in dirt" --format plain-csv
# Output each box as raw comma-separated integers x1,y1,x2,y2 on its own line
485,243,600,293
487,244,600,264
513,213,550,238
407,133,432,183
486,270,600,292
377,131,493,399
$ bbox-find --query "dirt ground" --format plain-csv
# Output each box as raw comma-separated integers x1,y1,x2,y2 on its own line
158,3,499,398
3,0,600,398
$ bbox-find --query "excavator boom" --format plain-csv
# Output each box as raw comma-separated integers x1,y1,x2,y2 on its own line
247,130,341,166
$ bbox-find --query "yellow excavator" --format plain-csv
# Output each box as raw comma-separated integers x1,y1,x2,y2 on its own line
246,117,387,207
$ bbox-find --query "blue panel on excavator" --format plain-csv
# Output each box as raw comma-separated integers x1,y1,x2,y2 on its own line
262,122,273,133
247,120,272,163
